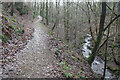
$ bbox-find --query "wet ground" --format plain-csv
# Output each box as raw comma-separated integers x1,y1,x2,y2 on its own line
7,17,60,78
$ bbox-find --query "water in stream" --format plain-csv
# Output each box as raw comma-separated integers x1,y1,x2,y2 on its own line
82,34,116,78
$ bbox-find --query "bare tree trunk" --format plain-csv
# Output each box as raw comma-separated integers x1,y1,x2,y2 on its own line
117,1,120,66
88,2,106,66
66,2,69,43
22,2,24,10
102,40,107,80
11,2,14,16
42,1,45,22
64,2,68,43
56,0,60,37
87,2,95,43
51,3,54,23
102,26,110,80
46,0,48,25
63,2,69,43
40,2,42,16
74,3,78,47
94,4,98,35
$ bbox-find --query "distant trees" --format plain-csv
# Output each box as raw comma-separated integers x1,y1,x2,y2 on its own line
52,0,60,31
33,1,120,69
3,2,30,16
63,2,70,43
2,1,120,73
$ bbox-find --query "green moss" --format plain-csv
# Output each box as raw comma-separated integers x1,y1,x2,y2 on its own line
4,16,10,22
71,56,76,62
107,65,117,71
80,75,85,78
64,72,73,78
12,18,17,23
19,26,24,33
114,71,120,75
15,2,29,15
98,51,103,56
87,46,92,50
49,31,53,35
2,59,9,62
0,34,8,43
107,65,120,75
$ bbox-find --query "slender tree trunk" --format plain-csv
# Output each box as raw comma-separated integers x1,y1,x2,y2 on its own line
102,27,110,80
117,1,120,66
42,1,45,22
63,2,69,43
64,2,67,43
40,2,42,16
88,2,106,66
22,2,24,10
94,4,98,35
74,3,78,47
102,41,107,80
34,2,36,16
87,2,95,43
66,2,69,43
51,3,54,23
56,0,60,37
46,0,48,25
11,2,14,16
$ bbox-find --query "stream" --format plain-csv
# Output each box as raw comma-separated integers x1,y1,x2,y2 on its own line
82,34,116,78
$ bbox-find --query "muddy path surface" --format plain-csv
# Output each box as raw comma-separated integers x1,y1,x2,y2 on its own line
8,18,59,78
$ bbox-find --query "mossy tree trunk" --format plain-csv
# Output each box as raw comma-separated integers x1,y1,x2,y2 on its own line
88,2,106,66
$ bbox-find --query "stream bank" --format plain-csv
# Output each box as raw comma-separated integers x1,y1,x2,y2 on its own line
82,34,118,78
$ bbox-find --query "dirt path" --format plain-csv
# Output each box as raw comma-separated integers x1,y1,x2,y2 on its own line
9,18,59,78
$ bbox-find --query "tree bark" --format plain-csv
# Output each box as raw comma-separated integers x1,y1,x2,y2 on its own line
66,2,69,43
117,1,120,66
74,3,78,47
11,2,14,16
46,0,48,25
87,2,95,43
42,1,45,21
64,2,69,43
88,2,106,66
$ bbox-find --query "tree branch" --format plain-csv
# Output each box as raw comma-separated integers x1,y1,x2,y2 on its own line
96,33,116,53
104,14,120,31
106,4,117,16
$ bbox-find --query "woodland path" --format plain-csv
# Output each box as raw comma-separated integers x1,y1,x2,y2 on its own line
9,17,59,78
